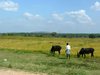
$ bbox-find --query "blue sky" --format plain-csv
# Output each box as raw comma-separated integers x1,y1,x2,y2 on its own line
0,0,100,33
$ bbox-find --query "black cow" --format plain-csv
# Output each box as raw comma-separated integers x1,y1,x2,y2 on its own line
50,45,62,55
77,48,94,58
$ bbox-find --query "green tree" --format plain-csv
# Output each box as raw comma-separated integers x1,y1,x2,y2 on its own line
51,32,57,37
89,34,95,38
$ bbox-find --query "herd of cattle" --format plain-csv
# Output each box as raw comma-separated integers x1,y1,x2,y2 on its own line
50,45,94,58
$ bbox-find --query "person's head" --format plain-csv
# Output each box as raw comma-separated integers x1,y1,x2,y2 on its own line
66,43,69,45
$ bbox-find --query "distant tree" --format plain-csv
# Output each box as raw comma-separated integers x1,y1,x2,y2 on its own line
51,32,57,37
89,34,95,38
61,34,67,38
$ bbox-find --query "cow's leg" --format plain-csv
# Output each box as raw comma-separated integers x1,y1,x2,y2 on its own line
53,51,55,55
84,54,86,58
82,54,83,57
91,52,94,57
58,50,60,55
51,51,55,56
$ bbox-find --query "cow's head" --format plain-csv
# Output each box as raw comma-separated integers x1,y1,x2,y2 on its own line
50,46,55,55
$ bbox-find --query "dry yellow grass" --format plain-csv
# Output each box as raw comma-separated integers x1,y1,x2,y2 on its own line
0,36,100,57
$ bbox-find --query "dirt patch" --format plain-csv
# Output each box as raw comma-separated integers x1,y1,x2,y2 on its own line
0,69,47,75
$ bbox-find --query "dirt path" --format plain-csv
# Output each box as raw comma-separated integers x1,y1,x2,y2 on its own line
0,69,46,75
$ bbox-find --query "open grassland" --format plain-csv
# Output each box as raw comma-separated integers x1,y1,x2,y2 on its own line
0,36,100,75
0,36,100,57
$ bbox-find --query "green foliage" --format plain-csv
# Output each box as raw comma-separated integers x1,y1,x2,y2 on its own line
50,32,57,37
0,32,100,38
89,34,95,38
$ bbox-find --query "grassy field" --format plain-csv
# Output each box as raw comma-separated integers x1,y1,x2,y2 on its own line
0,36,100,75
0,36,100,56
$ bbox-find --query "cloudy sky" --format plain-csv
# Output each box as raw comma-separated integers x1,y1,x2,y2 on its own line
0,0,100,33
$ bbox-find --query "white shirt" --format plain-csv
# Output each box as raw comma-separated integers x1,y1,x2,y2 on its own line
66,45,71,50
66,45,71,54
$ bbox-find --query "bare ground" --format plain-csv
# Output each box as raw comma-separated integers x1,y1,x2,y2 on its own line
0,69,47,75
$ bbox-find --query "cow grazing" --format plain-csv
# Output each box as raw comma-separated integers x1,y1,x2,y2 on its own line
77,48,94,58
50,45,62,55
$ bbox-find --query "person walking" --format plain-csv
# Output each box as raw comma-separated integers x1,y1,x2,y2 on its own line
66,43,71,59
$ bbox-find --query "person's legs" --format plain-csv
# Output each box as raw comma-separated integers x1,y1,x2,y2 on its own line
66,53,68,58
66,54,70,59
67,54,70,59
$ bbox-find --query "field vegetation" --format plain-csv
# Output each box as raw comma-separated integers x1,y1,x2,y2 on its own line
0,36,100,75
0,36,100,56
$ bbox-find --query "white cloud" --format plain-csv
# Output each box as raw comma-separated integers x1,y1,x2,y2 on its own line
0,0,19,11
91,1,100,11
66,10,93,25
23,12,44,22
23,10,94,30
33,14,44,20
23,12,33,20
51,13,63,21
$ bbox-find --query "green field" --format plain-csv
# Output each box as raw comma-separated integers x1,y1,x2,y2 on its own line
0,36,100,75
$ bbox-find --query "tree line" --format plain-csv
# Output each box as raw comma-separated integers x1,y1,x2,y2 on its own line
0,32,100,38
